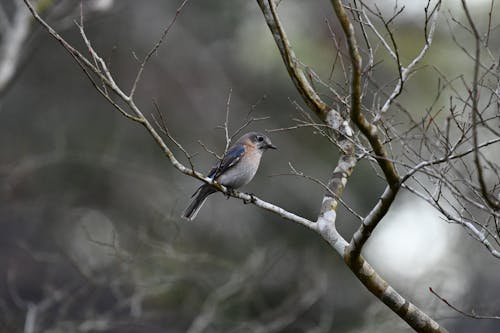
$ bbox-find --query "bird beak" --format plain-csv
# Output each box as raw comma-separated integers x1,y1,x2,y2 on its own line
267,143,277,150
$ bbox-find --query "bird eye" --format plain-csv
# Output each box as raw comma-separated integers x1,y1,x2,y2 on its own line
257,136,264,142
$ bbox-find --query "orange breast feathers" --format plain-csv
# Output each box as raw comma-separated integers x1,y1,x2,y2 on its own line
241,141,263,169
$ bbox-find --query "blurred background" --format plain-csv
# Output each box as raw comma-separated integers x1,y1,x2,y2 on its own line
1,0,499,332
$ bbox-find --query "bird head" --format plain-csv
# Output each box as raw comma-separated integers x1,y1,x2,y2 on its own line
242,132,277,150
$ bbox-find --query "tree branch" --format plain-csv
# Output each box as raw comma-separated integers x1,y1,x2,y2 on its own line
22,0,318,232
330,0,400,190
430,287,500,320
461,0,500,211
329,1,448,332
330,0,402,258
256,0,335,122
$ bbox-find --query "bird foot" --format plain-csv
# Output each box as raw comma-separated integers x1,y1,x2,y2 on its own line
243,193,256,204
225,188,236,199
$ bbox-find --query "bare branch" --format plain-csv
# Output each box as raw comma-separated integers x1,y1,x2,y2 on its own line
256,0,335,121
22,0,318,232
331,0,400,190
129,0,189,98
19,0,500,331
330,0,401,260
373,0,442,122
283,162,363,221
461,0,500,211
152,100,195,171
430,287,500,320
329,1,448,332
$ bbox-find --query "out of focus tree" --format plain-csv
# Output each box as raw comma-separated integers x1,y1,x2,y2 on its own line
0,0,114,98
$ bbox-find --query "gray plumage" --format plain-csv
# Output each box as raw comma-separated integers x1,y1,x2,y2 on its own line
182,132,276,221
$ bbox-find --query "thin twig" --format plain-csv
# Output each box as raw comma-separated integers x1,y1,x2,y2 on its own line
129,0,189,98
430,287,500,320
461,0,500,211
152,100,195,170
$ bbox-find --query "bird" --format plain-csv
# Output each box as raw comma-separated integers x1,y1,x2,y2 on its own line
182,132,276,221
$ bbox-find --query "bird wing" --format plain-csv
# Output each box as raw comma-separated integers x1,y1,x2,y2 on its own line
207,144,245,179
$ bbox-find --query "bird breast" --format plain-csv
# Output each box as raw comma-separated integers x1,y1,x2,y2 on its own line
216,148,263,189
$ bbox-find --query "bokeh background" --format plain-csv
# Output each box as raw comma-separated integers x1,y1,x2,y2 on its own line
1,0,499,332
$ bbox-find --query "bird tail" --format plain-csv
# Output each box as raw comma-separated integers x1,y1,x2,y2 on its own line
182,185,216,221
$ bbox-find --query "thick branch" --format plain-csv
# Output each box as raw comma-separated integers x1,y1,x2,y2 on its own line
344,256,448,333
330,0,400,190
256,0,333,122
347,184,397,254
316,124,356,256
330,0,401,256
331,0,403,255
329,1,448,332
257,0,356,256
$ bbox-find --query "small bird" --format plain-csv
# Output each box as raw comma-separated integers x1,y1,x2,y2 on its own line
182,132,276,221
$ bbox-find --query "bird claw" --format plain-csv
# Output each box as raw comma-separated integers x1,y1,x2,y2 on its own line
243,193,256,204
225,188,235,199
